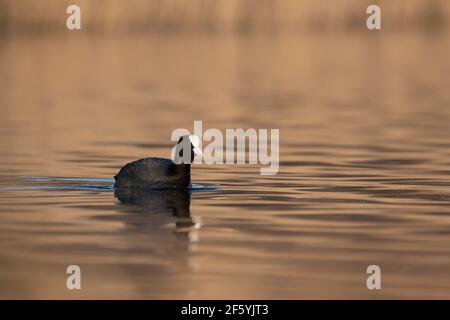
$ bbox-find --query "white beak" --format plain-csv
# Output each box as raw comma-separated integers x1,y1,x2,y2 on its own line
189,135,202,156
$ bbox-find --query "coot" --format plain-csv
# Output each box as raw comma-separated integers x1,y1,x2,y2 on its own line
114,135,202,189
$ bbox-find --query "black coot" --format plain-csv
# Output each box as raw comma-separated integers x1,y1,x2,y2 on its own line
114,135,202,189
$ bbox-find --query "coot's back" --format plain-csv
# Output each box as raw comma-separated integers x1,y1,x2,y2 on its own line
114,157,191,189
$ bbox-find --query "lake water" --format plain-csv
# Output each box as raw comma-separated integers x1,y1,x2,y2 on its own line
0,33,449,299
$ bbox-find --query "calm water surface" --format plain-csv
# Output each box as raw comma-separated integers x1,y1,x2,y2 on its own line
0,34,449,299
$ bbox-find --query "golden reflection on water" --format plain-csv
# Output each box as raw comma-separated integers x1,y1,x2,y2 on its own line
0,33,449,298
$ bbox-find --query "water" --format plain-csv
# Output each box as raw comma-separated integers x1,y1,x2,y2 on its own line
0,33,449,299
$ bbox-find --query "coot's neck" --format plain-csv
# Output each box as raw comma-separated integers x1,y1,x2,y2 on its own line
172,141,194,187
174,163,191,188
175,163,191,170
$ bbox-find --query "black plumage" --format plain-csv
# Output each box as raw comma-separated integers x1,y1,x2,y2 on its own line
114,135,201,189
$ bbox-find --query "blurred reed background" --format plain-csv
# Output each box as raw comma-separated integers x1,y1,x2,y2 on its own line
0,0,448,35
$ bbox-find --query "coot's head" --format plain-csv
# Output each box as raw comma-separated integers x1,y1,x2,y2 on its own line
173,135,202,164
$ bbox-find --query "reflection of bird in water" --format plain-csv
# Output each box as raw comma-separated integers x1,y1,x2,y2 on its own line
112,187,199,294
114,188,195,238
